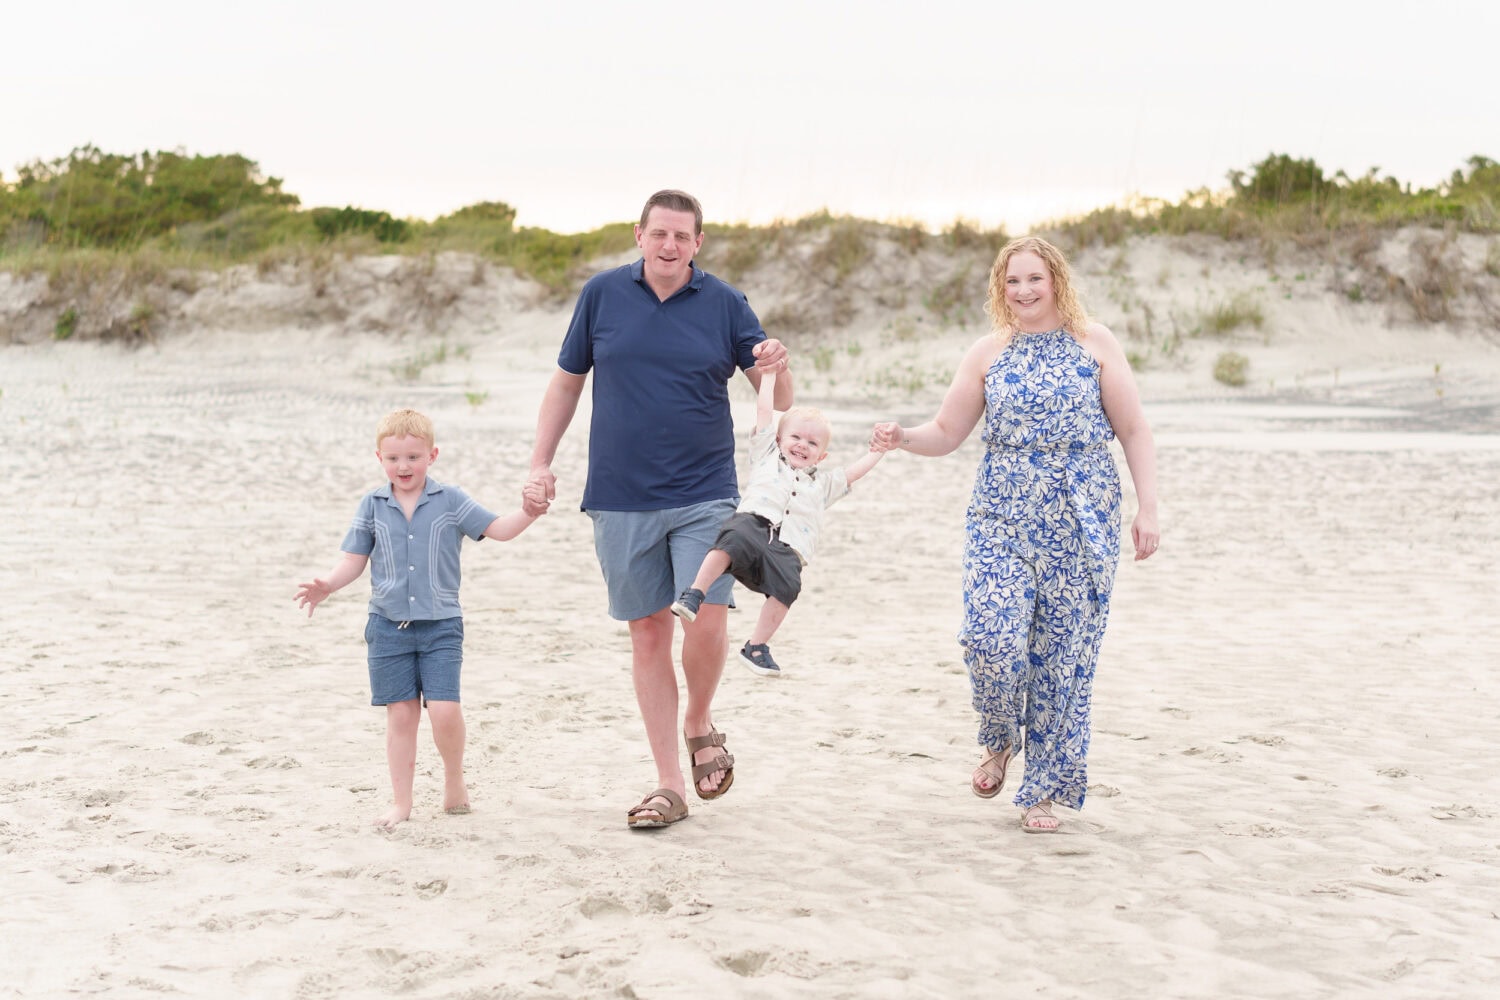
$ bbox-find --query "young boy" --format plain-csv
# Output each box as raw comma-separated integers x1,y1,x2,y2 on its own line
295,408,546,829
670,371,883,677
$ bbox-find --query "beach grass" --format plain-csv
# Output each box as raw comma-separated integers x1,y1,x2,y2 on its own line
3,146,1497,321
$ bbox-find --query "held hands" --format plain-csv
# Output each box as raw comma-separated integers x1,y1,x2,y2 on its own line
869,421,904,453
752,338,790,374
522,479,551,517
523,468,555,518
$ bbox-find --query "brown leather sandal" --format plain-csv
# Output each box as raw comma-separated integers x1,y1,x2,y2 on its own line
627,788,689,828
684,728,735,801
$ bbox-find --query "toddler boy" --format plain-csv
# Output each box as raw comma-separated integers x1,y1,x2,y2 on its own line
670,371,883,676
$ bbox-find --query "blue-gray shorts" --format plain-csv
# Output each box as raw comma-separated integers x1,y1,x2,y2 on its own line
364,614,464,706
587,498,737,621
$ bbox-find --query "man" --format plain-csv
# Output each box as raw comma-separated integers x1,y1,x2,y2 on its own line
525,189,792,828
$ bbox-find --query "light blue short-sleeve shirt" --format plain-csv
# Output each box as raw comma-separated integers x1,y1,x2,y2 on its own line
340,478,497,621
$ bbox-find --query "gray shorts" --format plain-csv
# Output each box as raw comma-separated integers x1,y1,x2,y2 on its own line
713,512,803,607
587,499,737,621
365,614,463,705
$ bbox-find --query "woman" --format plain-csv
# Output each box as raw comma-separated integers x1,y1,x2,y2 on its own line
872,236,1158,832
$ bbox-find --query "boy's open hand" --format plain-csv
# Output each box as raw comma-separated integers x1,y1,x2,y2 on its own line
294,579,333,617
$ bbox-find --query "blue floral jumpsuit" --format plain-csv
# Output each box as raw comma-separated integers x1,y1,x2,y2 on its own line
960,330,1121,811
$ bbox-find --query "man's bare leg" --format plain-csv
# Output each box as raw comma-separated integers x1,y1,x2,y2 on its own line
427,700,469,814
377,699,421,828
627,610,685,821
682,603,730,795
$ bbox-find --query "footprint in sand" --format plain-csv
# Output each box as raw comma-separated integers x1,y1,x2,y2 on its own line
717,950,772,977
1372,865,1442,882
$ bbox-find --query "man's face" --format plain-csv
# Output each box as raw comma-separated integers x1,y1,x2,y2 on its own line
635,206,702,289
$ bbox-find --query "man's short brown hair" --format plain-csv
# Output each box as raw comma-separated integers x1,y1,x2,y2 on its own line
639,189,703,234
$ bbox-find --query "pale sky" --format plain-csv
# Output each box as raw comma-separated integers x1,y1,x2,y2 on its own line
4,1,1496,233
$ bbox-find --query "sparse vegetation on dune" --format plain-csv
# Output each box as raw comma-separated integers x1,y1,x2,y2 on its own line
3,145,1499,359
1054,153,1500,248
1050,153,1500,337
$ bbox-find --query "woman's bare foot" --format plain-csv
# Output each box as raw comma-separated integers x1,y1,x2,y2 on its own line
971,746,1013,798
373,804,412,829
1020,801,1058,833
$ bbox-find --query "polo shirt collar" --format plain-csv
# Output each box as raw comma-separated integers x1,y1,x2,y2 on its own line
373,477,444,506
630,258,705,292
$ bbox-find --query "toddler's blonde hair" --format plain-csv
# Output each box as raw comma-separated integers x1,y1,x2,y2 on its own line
777,406,832,443
375,408,435,448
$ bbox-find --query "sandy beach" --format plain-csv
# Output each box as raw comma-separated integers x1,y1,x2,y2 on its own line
4,241,1500,998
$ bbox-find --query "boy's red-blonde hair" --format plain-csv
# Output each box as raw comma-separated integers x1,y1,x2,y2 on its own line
375,408,435,448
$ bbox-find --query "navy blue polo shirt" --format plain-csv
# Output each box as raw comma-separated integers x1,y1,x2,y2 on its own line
558,259,765,511
340,478,498,621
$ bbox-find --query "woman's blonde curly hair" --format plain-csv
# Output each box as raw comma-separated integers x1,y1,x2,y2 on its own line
984,236,1090,339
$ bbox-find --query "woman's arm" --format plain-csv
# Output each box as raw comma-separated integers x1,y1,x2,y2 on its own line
1086,323,1160,560
872,335,996,456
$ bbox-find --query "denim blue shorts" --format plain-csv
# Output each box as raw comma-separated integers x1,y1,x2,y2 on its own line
587,499,737,621
364,614,464,705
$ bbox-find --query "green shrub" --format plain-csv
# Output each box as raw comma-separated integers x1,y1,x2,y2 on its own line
1057,151,1500,247
2,145,297,248
310,206,411,244
1230,153,1327,206
54,306,77,340
1213,351,1249,386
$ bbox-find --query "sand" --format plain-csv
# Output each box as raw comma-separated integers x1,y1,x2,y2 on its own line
3,249,1500,998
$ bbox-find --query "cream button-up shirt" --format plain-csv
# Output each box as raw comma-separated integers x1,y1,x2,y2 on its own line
736,426,850,565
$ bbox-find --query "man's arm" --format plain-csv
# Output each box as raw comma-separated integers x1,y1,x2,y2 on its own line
526,367,587,513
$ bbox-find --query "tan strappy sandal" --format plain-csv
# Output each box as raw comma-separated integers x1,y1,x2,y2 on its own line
971,745,1014,799
684,728,735,800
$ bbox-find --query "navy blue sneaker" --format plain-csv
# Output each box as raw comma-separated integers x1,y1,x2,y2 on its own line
739,641,781,677
670,587,705,622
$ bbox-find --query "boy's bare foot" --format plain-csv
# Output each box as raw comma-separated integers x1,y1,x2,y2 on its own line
443,775,469,815
373,804,412,829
